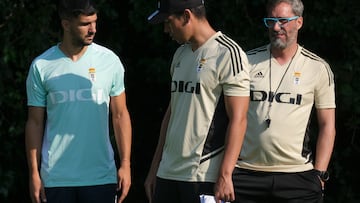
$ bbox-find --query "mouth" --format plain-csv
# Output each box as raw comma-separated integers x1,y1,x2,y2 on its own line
273,30,285,35
271,32,286,40
85,36,94,41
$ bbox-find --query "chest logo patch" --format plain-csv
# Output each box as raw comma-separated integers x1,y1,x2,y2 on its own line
293,72,301,85
197,58,206,72
89,67,96,82
254,71,264,78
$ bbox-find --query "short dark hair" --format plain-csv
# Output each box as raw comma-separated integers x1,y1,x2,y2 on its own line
58,0,98,20
189,5,206,19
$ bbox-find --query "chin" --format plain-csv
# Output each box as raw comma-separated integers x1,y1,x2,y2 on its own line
271,39,286,49
83,40,93,46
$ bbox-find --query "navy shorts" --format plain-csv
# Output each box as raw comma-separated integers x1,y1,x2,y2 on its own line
44,183,117,203
153,177,215,203
232,168,323,203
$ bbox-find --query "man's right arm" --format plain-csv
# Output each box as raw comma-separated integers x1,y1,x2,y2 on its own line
25,106,46,203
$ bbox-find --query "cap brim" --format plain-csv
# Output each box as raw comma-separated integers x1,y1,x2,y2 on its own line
147,10,169,24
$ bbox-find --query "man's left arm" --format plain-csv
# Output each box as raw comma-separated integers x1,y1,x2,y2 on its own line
110,91,132,203
314,108,336,182
214,95,249,203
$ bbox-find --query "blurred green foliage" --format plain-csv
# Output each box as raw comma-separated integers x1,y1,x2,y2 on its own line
0,0,359,202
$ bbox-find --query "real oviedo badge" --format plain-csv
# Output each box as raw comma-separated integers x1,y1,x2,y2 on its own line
88,67,96,82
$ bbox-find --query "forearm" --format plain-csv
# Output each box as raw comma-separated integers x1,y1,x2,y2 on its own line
314,125,335,170
219,118,246,176
25,110,45,175
113,110,132,164
314,108,336,171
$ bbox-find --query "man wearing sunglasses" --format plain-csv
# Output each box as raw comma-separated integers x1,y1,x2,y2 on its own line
232,0,336,202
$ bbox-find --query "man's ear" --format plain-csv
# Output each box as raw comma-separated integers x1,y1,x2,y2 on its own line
183,9,191,24
61,19,70,31
297,16,303,30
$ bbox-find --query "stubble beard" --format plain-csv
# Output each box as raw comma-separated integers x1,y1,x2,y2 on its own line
270,37,287,49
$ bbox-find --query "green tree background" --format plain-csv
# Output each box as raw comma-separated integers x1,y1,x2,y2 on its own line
0,0,359,202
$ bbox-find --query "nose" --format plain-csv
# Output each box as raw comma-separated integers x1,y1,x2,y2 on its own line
89,22,96,34
272,21,282,31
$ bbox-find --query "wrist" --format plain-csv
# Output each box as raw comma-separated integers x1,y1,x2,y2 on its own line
120,159,131,166
315,169,330,182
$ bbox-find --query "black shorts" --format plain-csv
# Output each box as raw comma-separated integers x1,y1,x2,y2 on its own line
232,168,323,203
44,183,117,203
153,177,215,203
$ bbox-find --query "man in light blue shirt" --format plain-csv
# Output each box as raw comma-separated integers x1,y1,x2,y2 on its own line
25,0,132,202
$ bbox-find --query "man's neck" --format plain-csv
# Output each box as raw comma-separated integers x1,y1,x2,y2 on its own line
59,41,89,62
189,20,216,51
271,43,298,65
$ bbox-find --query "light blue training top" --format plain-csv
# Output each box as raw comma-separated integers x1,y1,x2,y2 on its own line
26,43,125,187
